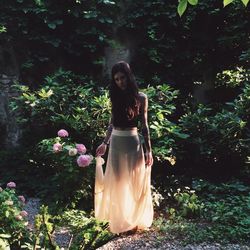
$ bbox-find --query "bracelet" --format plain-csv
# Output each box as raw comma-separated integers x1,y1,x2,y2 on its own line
103,141,109,145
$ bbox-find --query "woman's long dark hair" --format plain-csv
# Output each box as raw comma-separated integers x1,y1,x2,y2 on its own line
110,61,140,120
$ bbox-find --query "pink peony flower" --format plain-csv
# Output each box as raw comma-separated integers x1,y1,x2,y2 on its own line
77,155,92,167
68,148,78,156
5,200,14,206
53,142,62,153
15,215,23,221
57,129,69,137
18,195,26,203
76,144,86,154
20,210,28,217
7,182,16,188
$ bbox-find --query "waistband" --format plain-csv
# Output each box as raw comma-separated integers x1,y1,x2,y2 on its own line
112,128,138,136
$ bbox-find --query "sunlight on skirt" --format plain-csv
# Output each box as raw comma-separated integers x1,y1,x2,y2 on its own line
95,129,153,234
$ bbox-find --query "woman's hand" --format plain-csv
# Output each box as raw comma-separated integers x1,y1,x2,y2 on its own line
145,150,153,167
96,143,107,156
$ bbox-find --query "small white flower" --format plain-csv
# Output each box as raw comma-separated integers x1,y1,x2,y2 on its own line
68,148,78,156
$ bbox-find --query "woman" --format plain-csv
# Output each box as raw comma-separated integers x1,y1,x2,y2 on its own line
95,61,153,234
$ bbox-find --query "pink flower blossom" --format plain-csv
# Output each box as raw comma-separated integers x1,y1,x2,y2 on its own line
20,210,28,217
53,143,62,153
77,155,92,167
57,129,69,137
7,182,16,188
15,215,23,221
18,195,26,203
68,148,78,156
76,144,86,154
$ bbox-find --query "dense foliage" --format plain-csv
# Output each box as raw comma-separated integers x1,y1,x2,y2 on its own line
0,183,114,249
154,178,250,245
0,1,249,248
1,0,249,94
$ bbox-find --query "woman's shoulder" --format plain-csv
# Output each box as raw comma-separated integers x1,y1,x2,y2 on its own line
138,92,148,109
138,92,147,100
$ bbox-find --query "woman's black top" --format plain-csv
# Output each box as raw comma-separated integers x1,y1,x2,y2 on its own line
112,106,140,127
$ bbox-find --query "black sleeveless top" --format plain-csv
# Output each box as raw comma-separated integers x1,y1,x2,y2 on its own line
112,109,140,128
112,104,141,128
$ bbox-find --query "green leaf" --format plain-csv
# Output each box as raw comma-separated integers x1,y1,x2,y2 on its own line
178,0,188,17
223,0,234,7
188,0,198,5
0,25,7,33
0,238,10,250
5,210,9,218
241,0,249,6
0,234,11,238
38,89,53,98
48,23,56,29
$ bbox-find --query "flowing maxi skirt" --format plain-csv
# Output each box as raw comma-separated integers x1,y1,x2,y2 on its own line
95,128,153,234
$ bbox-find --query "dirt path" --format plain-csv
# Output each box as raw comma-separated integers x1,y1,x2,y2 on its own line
25,198,250,250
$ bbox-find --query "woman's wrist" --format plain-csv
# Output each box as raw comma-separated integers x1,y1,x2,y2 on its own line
102,141,109,145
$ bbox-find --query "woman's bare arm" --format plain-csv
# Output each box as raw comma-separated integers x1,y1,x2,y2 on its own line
140,93,153,166
103,116,113,145
96,115,113,156
140,93,152,152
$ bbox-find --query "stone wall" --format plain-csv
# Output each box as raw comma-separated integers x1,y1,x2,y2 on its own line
0,44,21,148
0,74,21,148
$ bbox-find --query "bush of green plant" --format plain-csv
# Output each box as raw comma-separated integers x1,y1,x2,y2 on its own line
33,130,95,210
0,182,29,248
154,178,250,245
0,183,112,249
11,69,111,148
11,69,186,168
179,81,250,176
0,183,60,249
144,84,189,163
59,209,114,250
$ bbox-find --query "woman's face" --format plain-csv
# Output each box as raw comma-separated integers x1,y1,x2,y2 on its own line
114,71,128,90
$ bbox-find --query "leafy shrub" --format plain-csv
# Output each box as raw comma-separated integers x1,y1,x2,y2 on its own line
11,70,185,165
144,84,189,163
29,129,95,210
154,178,250,245
193,179,250,243
172,187,204,218
228,81,250,125
11,69,111,148
215,67,248,88
0,183,60,249
0,182,29,248
60,209,114,250
152,174,204,219
179,98,249,175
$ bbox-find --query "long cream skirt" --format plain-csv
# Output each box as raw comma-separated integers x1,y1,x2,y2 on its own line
95,129,153,234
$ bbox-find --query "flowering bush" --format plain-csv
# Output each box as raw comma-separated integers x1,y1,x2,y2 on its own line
0,184,61,249
0,182,29,247
34,129,95,209
52,129,93,168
